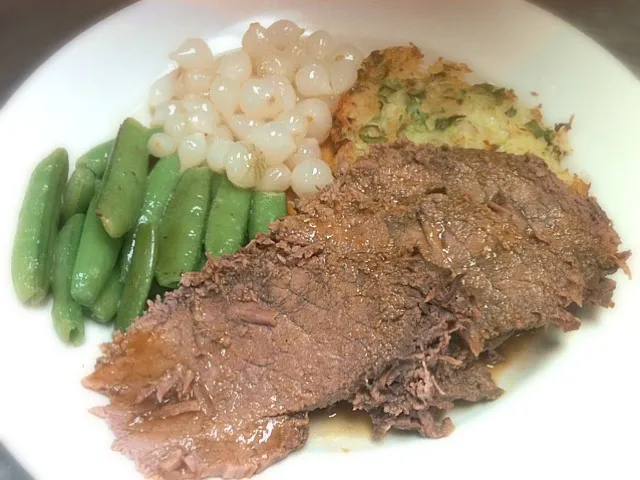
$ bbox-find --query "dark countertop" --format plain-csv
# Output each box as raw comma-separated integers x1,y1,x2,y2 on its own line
0,0,638,107
0,1,638,478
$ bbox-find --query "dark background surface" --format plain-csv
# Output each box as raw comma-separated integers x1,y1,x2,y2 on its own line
0,0,639,106
0,1,638,479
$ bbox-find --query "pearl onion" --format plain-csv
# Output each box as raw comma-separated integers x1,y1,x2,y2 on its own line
256,165,292,192
282,43,308,68
266,76,297,112
149,70,178,108
267,20,304,49
257,51,296,80
291,158,334,197
178,132,207,170
330,43,365,64
297,137,322,159
183,69,216,95
207,125,234,143
173,72,187,99
147,132,177,158
218,50,252,83
239,78,282,120
182,97,219,134
209,76,241,117
164,113,190,140
295,98,332,142
170,38,215,70
277,110,309,144
242,23,271,58
247,122,297,166
318,94,341,115
295,62,332,97
305,30,334,59
329,60,358,94
225,142,260,188
286,138,322,170
206,139,233,173
228,114,264,140
152,100,183,127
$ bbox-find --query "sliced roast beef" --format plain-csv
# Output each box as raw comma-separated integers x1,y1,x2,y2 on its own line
84,142,626,479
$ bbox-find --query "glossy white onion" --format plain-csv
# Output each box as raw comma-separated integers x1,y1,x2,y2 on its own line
228,114,264,140
172,72,187,99
147,132,178,158
318,94,341,114
296,137,322,159
282,43,308,68
329,59,358,94
330,43,365,63
256,165,292,192
209,75,241,117
207,125,234,143
218,50,252,83
247,122,297,166
178,132,207,170
239,78,282,120
169,38,215,70
149,70,178,108
291,158,334,197
257,51,296,80
164,113,190,140
305,30,334,59
183,69,216,95
285,153,307,170
242,22,271,58
266,75,297,112
294,62,333,97
225,142,260,188
294,98,332,142
267,20,304,49
277,110,309,144
152,100,183,127
206,139,234,173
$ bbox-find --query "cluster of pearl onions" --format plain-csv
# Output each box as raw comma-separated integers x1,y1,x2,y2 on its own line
147,20,364,197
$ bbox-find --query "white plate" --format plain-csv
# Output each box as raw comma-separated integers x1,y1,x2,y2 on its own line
1,0,639,479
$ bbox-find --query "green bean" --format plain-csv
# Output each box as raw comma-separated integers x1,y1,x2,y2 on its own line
61,166,96,221
116,223,158,331
71,194,123,306
205,175,252,257
89,267,123,323
76,140,114,178
12,148,69,304
248,191,287,239
211,171,224,199
95,118,150,238
51,214,85,345
120,155,182,280
156,167,212,288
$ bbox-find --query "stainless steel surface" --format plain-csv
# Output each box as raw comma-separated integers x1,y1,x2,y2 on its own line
0,0,637,477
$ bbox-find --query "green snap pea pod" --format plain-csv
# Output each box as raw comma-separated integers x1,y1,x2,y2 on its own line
61,166,96,222
76,140,114,178
12,148,69,304
89,267,124,323
95,118,150,238
156,167,212,288
116,223,158,331
120,155,182,280
205,175,252,257
51,214,85,345
248,191,287,239
210,171,224,199
71,194,123,306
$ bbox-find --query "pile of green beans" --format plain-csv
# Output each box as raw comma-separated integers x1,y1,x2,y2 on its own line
11,117,288,345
